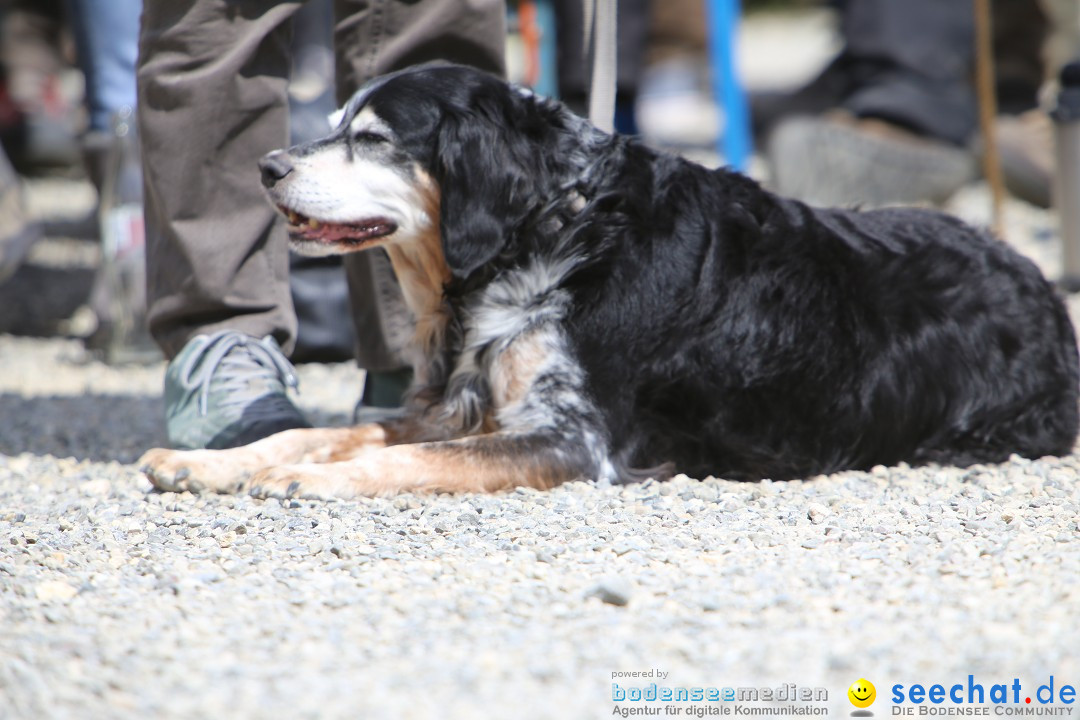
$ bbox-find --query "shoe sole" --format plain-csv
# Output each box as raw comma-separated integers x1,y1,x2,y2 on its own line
767,116,976,208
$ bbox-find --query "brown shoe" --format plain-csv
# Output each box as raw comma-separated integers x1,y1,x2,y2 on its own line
995,109,1053,209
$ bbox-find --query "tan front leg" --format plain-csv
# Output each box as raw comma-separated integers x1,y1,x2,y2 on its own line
245,432,598,499
139,424,391,494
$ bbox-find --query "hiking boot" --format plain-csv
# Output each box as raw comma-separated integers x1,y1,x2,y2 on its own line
767,111,976,208
165,330,311,450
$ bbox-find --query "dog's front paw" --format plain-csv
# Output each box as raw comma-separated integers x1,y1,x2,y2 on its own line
246,464,368,501
139,448,249,494
247,466,318,500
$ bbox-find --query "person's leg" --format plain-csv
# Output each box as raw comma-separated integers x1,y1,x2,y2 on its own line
0,143,41,283
138,0,312,450
766,0,978,207
64,1,148,359
0,0,79,169
636,0,718,148
65,0,139,134
840,0,1049,209
331,0,505,395
989,0,1069,209
333,0,505,96
137,0,302,359
839,0,976,146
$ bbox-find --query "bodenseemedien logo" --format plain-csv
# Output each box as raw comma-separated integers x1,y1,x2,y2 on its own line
849,679,877,716
609,678,829,716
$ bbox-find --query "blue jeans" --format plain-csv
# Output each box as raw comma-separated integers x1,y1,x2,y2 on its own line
66,0,140,132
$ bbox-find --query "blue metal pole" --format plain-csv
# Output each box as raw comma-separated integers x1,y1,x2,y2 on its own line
706,0,752,171
534,0,559,99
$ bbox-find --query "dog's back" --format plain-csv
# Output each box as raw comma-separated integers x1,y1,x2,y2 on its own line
562,154,1079,480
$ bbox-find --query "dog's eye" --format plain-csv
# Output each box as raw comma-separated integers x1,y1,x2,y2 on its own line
353,131,388,144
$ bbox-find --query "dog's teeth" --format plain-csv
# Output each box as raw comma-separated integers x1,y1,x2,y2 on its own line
288,211,299,224
308,219,320,229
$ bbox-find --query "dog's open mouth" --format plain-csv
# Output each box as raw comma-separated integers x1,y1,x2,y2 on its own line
281,207,398,246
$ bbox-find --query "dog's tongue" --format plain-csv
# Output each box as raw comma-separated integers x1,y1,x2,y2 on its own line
303,222,357,243
295,219,396,244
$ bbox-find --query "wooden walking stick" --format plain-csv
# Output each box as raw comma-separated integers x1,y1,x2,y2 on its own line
974,0,1005,236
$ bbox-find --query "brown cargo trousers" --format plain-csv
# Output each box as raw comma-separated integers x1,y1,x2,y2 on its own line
136,0,505,366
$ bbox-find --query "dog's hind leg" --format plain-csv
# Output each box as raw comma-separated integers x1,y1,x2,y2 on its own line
243,431,606,499
139,424,398,494
917,391,1080,468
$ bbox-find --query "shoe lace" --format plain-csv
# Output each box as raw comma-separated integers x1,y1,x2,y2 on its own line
177,331,300,417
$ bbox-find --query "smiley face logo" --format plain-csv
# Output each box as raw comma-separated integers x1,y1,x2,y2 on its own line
848,679,876,708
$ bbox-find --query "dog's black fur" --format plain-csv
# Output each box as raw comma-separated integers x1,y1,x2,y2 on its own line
309,65,1080,482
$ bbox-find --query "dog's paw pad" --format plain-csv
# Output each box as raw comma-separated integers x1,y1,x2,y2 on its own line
247,469,289,499
247,468,322,501
138,450,209,494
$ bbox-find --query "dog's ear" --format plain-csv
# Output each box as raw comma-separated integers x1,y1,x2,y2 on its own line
327,106,346,130
435,106,534,280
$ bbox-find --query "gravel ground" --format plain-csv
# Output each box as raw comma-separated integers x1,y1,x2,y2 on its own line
3,12,1080,720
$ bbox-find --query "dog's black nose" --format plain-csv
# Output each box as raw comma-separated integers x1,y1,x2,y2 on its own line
259,151,294,188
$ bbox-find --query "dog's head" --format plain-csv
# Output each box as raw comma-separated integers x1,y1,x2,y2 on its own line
260,63,596,280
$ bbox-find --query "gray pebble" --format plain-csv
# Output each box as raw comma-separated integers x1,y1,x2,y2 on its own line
585,576,634,606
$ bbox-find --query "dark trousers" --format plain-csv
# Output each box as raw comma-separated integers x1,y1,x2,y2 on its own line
136,0,505,365
837,0,1044,146
838,0,977,146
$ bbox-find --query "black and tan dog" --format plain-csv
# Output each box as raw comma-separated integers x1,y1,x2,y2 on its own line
140,63,1079,499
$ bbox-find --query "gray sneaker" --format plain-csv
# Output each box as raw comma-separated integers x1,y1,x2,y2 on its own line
165,330,311,450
